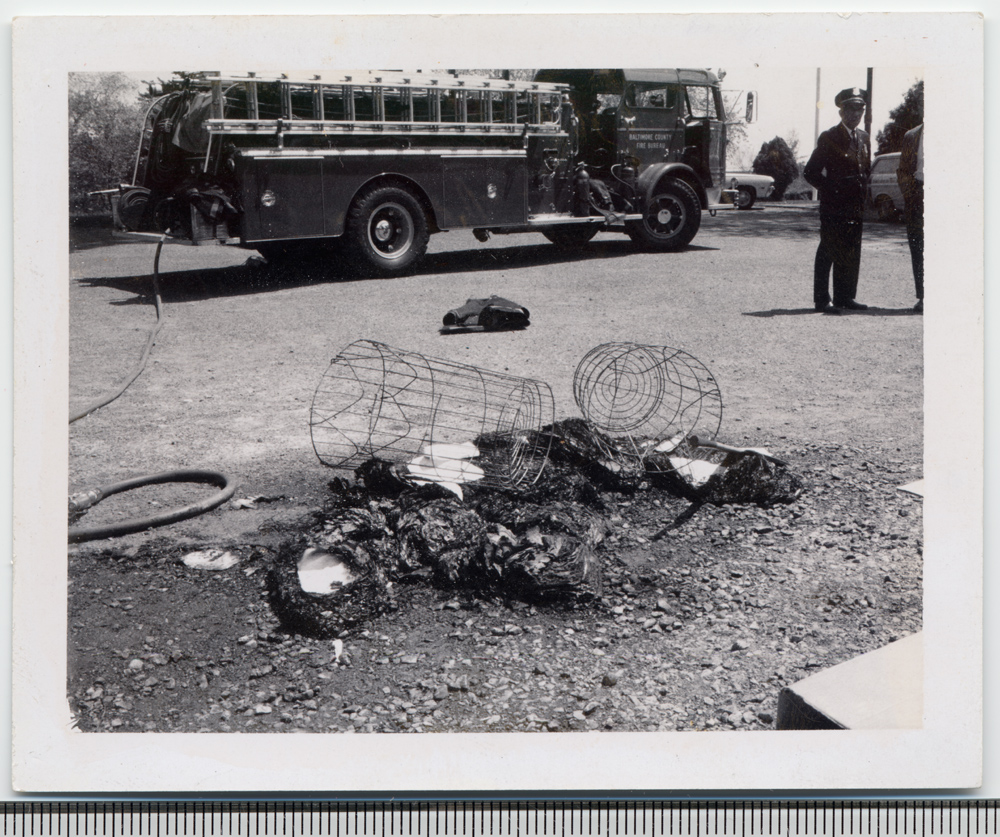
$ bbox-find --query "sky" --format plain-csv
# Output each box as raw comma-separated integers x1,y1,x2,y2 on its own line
719,65,924,167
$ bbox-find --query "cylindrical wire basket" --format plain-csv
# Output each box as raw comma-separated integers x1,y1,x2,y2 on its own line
310,340,554,490
573,342,723,469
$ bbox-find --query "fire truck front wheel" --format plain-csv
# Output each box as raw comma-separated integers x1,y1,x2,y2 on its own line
347,185,429,275
627,179,701,251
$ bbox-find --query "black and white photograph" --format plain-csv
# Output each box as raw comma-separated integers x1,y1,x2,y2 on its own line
11,13,983,792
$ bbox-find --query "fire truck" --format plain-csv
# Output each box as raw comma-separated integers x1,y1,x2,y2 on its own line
113,69,752,275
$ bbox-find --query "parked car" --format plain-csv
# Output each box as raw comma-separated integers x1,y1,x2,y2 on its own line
727,173,775,209
868,152,904,221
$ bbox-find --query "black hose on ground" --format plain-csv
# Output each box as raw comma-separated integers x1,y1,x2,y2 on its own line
68,238,238,542
69,236,166,424
68,469,237,544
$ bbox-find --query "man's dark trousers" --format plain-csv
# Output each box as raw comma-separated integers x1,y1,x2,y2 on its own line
904,183,924,302
814,216,863,308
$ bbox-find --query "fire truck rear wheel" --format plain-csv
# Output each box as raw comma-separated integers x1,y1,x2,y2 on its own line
542,226,599,248
348,185,429,275
627,179,701,251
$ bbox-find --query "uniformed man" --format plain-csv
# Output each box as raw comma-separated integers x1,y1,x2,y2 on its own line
804,87,872,314
897,123,924,313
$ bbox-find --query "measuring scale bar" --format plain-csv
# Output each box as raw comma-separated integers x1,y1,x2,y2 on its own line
1,801,999,837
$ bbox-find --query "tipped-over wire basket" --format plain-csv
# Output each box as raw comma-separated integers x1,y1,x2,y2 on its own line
310,340,554,490
573,341,723,470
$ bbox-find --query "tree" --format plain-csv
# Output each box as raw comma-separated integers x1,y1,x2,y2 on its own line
875,79,923,155
139,71,202,100
721,90,751,171
752,136,800,200
784,129,801,162
69,73,145,213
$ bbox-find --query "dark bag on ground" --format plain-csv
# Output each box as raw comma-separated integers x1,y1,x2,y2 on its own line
443,296,530,331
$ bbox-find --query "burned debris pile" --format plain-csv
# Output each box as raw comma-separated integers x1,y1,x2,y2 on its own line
267,418,802,639
268,340,802,639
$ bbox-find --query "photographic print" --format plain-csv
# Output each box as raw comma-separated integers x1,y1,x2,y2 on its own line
13,13,982,792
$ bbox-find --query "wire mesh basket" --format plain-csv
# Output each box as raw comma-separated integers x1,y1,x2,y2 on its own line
310,340,555,490
572,342,723,470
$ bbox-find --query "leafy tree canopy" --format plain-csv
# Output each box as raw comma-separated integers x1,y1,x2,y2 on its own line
875,79,923,155
69,72,145,212
140,71,205,99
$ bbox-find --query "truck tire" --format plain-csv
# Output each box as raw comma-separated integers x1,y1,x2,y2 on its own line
627,179,701,250
736,185,757,209
542,226,599,248
347,184,429,275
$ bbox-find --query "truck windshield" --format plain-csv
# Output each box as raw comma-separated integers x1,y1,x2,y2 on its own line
684,85,720,119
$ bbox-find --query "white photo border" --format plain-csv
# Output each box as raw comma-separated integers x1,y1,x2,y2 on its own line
11,12,983,792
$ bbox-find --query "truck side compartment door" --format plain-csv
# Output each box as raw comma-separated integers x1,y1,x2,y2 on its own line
242,157,326,242
440,157,527,228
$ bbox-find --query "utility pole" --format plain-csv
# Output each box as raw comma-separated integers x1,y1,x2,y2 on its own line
866,67,874,139
813,68,821,200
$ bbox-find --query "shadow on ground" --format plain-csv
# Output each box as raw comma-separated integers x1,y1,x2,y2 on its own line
74,238,697,304
745,306,921,318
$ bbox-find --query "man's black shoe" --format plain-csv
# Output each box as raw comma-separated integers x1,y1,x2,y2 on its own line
840,300,868,310
820,305,842,315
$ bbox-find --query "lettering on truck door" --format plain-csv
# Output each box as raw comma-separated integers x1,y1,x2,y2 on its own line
621,82,684,168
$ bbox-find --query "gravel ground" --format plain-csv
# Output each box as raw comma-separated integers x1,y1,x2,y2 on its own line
66,205,922,734
68,438,921,734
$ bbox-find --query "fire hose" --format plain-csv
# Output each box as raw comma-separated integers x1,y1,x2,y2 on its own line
69,238,166,424
68,469,236,544
68,236,236,541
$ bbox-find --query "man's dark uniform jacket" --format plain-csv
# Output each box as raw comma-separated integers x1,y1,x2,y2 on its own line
804,122,871,219
803,121,871,308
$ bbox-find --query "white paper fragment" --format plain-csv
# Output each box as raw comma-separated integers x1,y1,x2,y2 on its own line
654,434,686,453
182,549,241,571
297,547,356,595
420,441,480,460
668,457,721,488
406,447,485,500
898,479,925,498
332,639,344,663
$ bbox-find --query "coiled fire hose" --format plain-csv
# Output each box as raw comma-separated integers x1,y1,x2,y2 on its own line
68,469,236,544
68,236,236,541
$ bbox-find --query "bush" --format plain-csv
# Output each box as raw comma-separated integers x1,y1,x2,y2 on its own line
752,137,800,200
